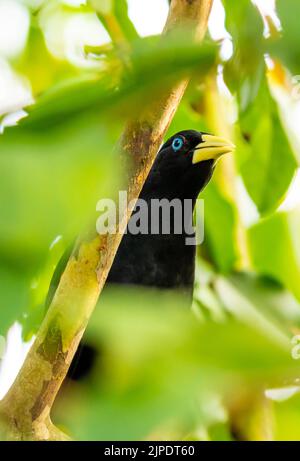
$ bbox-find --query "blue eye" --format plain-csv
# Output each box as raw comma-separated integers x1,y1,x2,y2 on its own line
172,137,184,152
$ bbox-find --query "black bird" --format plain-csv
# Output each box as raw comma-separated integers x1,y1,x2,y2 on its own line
46,130,234,379
106,130,234,299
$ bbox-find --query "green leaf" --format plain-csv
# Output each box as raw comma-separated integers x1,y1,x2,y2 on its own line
89,0,143,42
268,0,300,75
201,181,239,273
222,0,265,112
0,28,216,338
114,0,139,42
53,286,298,440
0,112,120,273
223,273,300,332
0,111,121,333
222,1,298,214
236,80,297,214
248,209,300,302
214,274,298,344
194,261,300,339
272,392,300,441
15,23,76,97
21,36,217,129
0,265,30,334
22,236,68,340
89,0,113,15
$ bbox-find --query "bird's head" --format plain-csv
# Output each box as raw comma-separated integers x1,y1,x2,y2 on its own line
152,130,235,199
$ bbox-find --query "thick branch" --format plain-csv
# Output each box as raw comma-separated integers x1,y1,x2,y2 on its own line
0,0,213,441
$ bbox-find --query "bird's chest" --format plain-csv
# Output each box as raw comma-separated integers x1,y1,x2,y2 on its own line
107,231,196,292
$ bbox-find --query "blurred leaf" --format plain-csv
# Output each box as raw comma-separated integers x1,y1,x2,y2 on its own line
224,0,299,215
194,261,300,339
248,208,300,302
114,0,139,41
21,35,217,129
15,24,76,96
0,112,120,273
223,273,300,333
54,286,298,440
0,111,120,333
215,274,297,344
2,0,300,441
22,236,68,340
208,422,232,441
90,0,139,44
0,26,216,347
89,0,113,13
0,265,30,334
273,392,300,440
268,0,300,75
222,0,265,112
167,100,208,137
236,79,297,214
201,181,239,273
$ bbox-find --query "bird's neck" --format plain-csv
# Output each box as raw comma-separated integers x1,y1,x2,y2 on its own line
138,159,215,233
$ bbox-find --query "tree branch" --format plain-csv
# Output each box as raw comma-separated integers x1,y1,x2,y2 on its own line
0,0,213,441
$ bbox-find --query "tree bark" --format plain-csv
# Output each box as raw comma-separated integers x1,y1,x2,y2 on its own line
0,0,213,441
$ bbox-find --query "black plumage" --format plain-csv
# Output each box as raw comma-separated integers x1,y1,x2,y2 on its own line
107,130,215,299
47,129,234,379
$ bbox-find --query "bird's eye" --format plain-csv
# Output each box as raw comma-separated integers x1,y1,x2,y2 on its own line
172,137,184,152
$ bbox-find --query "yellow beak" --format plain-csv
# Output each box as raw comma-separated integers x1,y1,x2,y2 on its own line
192,134,235,164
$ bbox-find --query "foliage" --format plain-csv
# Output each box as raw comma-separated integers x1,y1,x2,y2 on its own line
1,0,300,441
